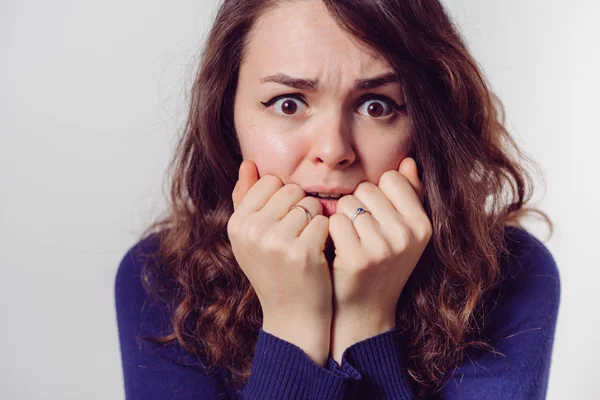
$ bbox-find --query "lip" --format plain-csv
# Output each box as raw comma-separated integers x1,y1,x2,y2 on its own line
314,197,338,217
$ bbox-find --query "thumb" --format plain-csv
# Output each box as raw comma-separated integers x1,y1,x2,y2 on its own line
232,160,259,211
398,157,424,203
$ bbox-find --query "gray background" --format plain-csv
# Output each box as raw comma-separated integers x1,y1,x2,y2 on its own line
1,0,596,398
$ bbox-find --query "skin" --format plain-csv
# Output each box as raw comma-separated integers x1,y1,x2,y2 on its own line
230,0,432,366
234,0,411,191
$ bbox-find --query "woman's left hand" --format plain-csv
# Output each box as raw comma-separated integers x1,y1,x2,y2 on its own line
328,157,432,364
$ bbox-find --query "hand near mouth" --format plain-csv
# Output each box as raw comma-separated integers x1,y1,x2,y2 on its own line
228,157,431,367
326,157,432,365
228,160,332,366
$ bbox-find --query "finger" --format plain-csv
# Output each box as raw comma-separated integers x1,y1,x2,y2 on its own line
334,194,382,244
236,166,286,214
299,214,330,250
398,157,423,203
350,182,404,245
378,166,424,222
232,160,259,211
260,183,308,222
328,212,361,259
351,181,398,226
276,196,323,238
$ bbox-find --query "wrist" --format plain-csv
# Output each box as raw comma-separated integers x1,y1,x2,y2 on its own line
330,311,396,364
333,306,396,334
263,318,331,366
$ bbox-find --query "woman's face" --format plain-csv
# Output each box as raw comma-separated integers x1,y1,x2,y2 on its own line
233,0,411,217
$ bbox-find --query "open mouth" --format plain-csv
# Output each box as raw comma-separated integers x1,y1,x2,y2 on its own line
308,196,340,217
306,193,347,200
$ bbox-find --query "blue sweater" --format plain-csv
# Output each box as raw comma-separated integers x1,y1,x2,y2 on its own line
114,226,560,399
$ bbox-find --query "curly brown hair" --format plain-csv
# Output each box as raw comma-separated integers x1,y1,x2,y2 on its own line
138,0,552,397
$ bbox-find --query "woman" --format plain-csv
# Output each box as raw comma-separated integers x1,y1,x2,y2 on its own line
115,0,561,399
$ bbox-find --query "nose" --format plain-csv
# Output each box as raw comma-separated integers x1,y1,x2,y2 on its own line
308,113,356,170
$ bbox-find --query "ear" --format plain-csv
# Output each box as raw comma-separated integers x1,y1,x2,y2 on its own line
232,160,259,211
398,157,424,203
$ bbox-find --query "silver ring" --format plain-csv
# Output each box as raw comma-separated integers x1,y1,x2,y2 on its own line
350,207,372,223
289,204,313,224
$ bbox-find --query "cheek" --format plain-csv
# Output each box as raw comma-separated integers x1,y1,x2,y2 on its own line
235,101,305,179
238,129,302,178
357,135,411,179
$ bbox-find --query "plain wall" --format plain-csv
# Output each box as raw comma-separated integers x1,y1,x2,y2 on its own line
1,1,597,398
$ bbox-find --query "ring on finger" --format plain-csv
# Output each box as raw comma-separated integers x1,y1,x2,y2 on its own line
350,207,372,223
289,204,313,224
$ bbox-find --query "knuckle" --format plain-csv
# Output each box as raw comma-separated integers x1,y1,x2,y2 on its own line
304,196,323,215
389,225,410,252
317,214,329,224
247,219,267,244
227,213,241,236
288,244,311,265
353,181,377,197
262,231,283,253
336,194,353,208
263,174,283,189
329,212,346,226
421,219,433,241
371,238,393,262
410,212,432,242
227,214,236,232
379,170,398,186
310,214,327,226
352,255,371,273
283,183,305,198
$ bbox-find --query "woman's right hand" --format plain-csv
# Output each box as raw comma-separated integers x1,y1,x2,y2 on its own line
227,160,332,366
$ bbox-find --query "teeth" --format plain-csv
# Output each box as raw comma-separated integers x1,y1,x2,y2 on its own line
306,191,346,199
314,192,343,199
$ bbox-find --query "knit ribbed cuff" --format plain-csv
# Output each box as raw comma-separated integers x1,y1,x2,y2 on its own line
242,328,361,400
338,328,413,399
325,356,363,400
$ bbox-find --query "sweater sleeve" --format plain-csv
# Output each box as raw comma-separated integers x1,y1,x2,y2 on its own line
242,328,361,399
115,234,235,400
438,226,561,399
326,226,560,400
331,328,414,399
115,235,362,400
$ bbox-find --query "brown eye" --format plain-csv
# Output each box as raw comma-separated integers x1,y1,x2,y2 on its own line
280,99,298,115
261,95,308,117
367,103,384,117
357,100,393,118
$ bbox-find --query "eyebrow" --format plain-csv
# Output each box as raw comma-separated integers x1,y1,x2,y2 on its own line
259,72,399,91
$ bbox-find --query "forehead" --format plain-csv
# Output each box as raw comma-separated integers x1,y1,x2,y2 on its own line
243,1,391,79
